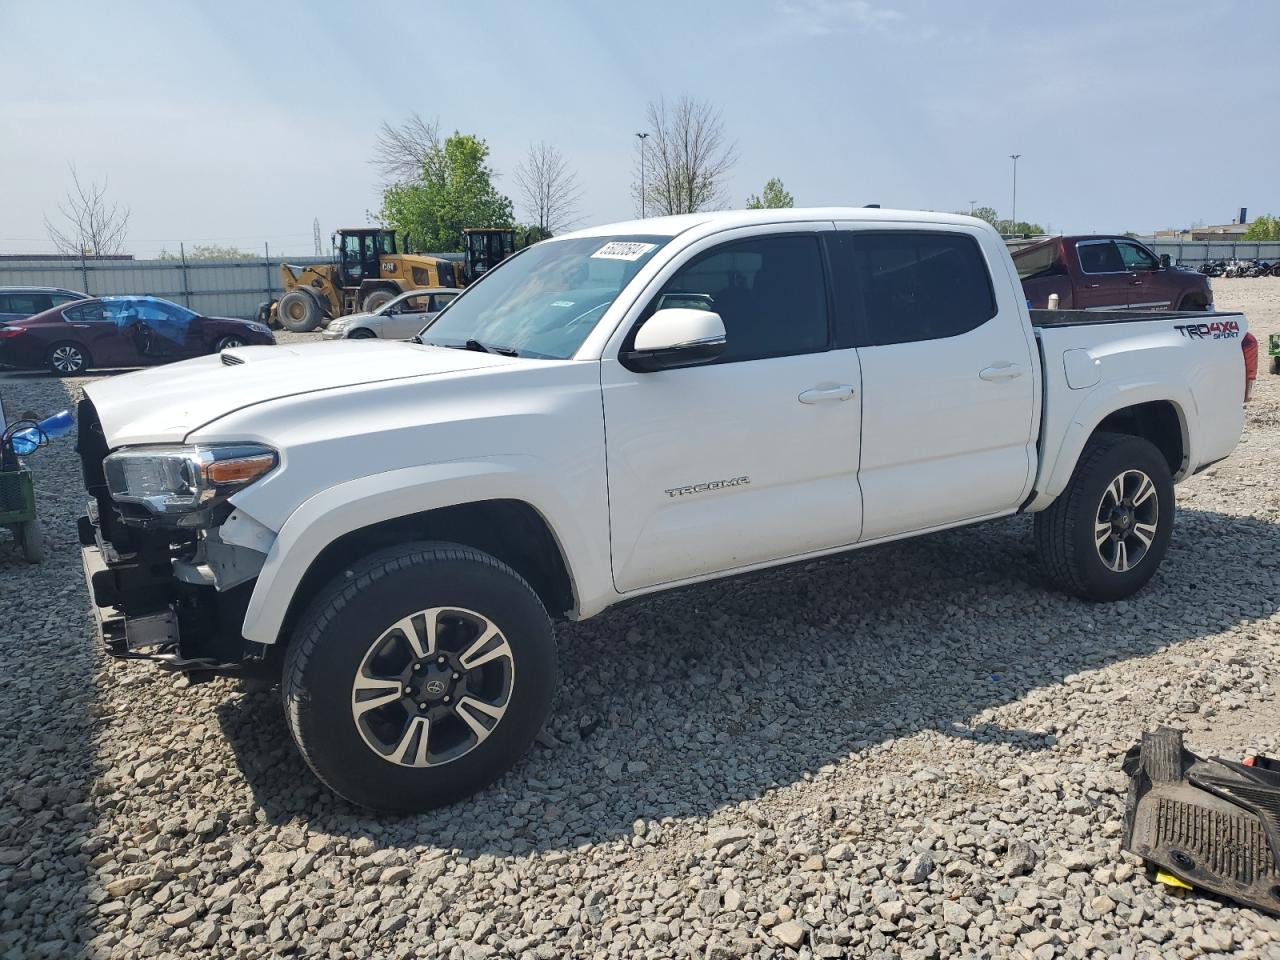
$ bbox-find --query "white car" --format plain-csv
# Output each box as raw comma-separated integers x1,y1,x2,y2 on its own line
322,287,461,340
77,208,1250,813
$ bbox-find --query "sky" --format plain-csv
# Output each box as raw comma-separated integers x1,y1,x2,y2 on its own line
1,0,1276,258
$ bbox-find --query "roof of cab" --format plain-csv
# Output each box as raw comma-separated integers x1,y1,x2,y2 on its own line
556,207,989,242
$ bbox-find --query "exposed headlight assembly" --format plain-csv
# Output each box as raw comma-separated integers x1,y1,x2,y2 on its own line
104,444,277,516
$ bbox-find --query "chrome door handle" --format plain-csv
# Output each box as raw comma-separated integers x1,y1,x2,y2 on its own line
798,384,856,404
979,363,1024,383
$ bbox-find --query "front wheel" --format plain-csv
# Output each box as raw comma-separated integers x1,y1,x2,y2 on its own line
348,328,376,339
215,335,246,351
1034,432,1174,602
282,542,557,812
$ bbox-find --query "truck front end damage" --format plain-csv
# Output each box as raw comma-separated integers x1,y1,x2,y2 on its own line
77,396,278,680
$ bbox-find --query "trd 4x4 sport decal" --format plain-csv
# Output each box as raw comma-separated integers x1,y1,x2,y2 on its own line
1174,319,1241,341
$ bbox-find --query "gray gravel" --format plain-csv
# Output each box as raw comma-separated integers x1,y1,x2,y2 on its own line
2,278,1279,959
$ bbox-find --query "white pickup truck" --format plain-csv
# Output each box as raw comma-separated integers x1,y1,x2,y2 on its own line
77,208,1250,812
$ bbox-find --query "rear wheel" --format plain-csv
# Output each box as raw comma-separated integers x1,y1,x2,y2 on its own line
1034,432,1174,601
282,542,557,812
361,288,395,313
277,289,324,332
46,342,89,376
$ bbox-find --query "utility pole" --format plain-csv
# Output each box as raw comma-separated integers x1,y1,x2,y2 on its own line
635,132,650,219
969,200,977,215
1009,154,1022,235
313,218,322,256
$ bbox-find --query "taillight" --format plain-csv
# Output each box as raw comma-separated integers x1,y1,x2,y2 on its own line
1242,332,1258,403
0,327,26,339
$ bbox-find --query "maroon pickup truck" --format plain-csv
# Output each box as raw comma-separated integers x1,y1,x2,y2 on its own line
1014,235,1212,312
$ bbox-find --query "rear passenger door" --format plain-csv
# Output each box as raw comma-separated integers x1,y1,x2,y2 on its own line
829,225,1038,541
1073,240,1129,310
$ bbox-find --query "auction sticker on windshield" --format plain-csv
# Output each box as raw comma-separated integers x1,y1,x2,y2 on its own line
591,241,658,261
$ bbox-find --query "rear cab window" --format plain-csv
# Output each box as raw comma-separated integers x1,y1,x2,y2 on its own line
1077,240,1126,274
828,230,997,346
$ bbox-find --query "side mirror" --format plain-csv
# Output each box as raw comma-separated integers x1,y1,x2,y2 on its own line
1159,254,1172,269
620,308,726,373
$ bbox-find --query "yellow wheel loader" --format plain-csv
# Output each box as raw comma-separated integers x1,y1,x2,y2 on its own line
261,228,460,333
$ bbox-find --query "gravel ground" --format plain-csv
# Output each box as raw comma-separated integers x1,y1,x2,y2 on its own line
2,279,1279,960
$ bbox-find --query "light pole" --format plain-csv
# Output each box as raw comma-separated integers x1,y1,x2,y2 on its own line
1009,154,1022,235
636,132,650,219
969,199,977,215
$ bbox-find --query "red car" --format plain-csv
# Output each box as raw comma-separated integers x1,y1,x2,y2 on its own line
1013,235,1213,312
0,296,275,375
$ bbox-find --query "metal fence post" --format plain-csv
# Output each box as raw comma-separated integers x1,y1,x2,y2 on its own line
264,242,272,303
180,242,193,308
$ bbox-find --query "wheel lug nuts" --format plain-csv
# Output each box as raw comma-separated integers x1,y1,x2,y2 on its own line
418,702,428,711
443,696,451,704
452,673,460,680
437,655,446,664
403,686,412,694
412,664,421,672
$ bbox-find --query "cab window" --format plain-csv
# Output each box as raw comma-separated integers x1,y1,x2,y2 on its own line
64,302,109,322
1077,241,1125,274
653,234,828,363
1117,241,1159,272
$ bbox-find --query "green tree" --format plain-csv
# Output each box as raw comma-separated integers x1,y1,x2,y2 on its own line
157,243,255,261
379,133,514,252
1244,215,1280,241
746,177,794,209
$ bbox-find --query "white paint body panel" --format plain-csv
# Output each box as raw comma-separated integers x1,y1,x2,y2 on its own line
81,208,1248,647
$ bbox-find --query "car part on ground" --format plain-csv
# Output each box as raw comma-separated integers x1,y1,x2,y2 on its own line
1122,728,1280,916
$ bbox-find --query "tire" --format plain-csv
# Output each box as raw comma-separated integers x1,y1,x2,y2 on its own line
282,541,557,813
1271,356,1280,376
361,288,395,314
277,289,324,333
1177,297,1208,312
46,341,90,376
1034,432,1174,602
20,519,44,564
348,328,376,339
215,335,246,351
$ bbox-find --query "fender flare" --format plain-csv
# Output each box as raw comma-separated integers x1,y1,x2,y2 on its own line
239,458,593,645
1030,385,1195,511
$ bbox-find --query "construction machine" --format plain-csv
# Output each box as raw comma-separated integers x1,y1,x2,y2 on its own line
264,228,455,333
262,227,519,333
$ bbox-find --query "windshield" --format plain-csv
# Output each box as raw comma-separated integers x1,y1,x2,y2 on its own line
418,235,670,358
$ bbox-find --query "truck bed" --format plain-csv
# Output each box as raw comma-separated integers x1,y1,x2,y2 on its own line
1029,308,1240,327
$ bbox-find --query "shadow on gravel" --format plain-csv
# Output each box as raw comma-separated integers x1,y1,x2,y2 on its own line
215,507,1280,856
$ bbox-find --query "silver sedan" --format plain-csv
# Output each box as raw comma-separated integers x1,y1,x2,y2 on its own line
322,288,462,340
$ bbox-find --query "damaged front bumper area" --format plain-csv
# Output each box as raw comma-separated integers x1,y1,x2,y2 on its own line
77,398,275,680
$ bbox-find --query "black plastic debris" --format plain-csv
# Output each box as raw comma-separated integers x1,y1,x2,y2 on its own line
1122,727,1280,915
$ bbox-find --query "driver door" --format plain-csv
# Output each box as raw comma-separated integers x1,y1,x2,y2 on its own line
384,294,432,339
1116,240,1173,310
601,229,864,593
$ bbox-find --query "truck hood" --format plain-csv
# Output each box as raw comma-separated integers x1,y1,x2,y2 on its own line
84,340,510,447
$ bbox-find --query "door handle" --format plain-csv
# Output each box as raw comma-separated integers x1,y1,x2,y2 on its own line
979,363,1024,383
798,384,856,404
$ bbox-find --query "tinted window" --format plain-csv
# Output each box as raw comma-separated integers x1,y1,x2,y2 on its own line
432,293,457,310
653,235,828,363
833,232,997,346
2,293,53,315
64,302,109,322
1077,241,1125,274
1013,242,1066,281
1117,241,1159,271
51,294,81,306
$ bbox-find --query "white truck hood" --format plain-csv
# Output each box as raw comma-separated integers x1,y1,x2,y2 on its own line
84,340,510,447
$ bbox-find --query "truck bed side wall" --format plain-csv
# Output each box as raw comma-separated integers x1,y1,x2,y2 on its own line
1026,314,1246,512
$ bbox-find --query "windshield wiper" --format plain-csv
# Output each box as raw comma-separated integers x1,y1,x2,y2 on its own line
464,338,519,357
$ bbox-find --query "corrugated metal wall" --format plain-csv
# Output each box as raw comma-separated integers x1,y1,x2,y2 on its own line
0,256,330,318
1146,240,1280,266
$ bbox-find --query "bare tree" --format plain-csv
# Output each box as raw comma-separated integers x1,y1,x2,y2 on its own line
633,96,737,216
44,165,131,256
513,141,582,236
371,112,441,184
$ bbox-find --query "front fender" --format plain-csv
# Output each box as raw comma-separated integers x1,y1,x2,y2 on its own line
239,456,610,644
